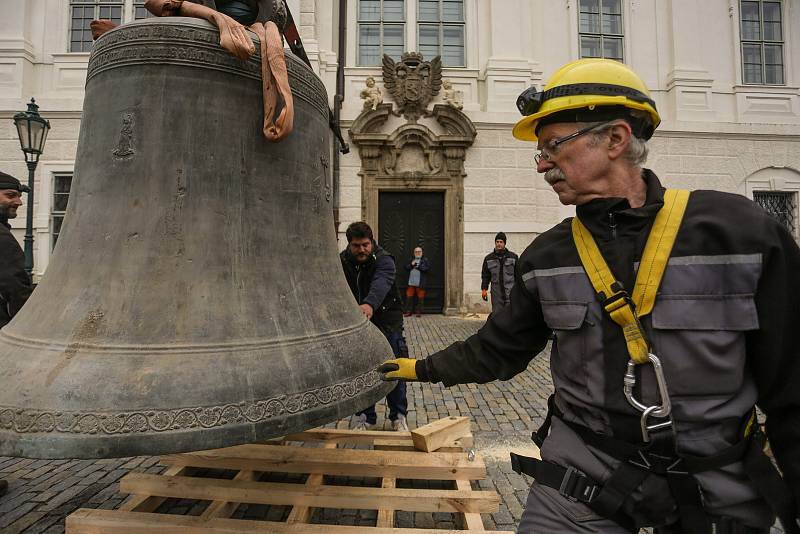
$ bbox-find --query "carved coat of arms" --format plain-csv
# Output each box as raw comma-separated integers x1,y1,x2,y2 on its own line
382,52,442,121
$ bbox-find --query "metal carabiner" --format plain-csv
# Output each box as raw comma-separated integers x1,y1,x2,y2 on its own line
623,353,672,419
639,405,674,442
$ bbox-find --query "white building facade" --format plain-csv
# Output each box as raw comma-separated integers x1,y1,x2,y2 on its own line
1,0,798,313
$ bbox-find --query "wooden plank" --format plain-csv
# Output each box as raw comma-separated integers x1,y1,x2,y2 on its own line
200,470,259,520
455,479,485,531
376,476,396,527
161,444,486,480
119,465,186,512
282,428,412,445
374,434,473,452
67,509,512,533
119,473,500,513
411,417,472,453
286,442,337,524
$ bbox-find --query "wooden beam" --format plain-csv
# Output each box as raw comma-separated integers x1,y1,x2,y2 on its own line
119,465,186,512
282,428,411,444
411,417,472,453
200,470,259,520
161,444,486,480
455,479,485,531
66,509,512,533
286,442,337,524
376,476,396,528
374,434,473,452
119,473,500,513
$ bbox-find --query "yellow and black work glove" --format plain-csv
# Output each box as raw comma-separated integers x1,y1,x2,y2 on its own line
377,358,424,382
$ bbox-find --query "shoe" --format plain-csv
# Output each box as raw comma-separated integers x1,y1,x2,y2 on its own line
391,415,409,432
403,312,412,317
351,414,377,431
0,479,7,497
415,312,422,317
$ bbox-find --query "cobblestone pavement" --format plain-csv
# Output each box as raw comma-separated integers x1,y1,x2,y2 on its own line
0,315,783,533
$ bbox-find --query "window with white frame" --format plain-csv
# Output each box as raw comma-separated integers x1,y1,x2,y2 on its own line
740,0,784,85
70,0,123,52
357,0,465,67
70,0,152,52
418,0,465,67
578,0,623,62
753,191,796,236
51,174,72,250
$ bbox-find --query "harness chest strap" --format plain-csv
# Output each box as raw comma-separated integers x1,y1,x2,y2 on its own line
571,188,690,364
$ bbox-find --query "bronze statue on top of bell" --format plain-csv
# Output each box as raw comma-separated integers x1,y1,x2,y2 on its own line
0,16,392,459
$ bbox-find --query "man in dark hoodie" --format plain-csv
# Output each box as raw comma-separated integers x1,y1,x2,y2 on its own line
340,221,409,431
0,171,33,496
480,232,518,313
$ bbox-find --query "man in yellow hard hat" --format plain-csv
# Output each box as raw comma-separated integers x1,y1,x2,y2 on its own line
377,59,800,533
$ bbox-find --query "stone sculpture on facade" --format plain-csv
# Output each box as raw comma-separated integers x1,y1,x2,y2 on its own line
442,79,464,110
382,52,443,121
360,76,384,111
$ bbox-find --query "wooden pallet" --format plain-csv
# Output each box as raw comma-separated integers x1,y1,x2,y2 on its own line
67,417,504,533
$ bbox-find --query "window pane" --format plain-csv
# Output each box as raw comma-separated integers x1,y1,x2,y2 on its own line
383,24,404,59
54,194,70,212
764,44,783,84
602,13,621,34
580,12,601,33
55,176,72,193
358,24,380,65
581,35,602,58
763,21,781,40
742,43,763,83
603,37,623,60
53,216,64,236
601,0,621,15
443,25,464,66
442,0,463,22
762,2,781,22
419,24,439,46
740,1,761,40
580,0,600,13
134,6,152,19
359,0,380,21
383,0,404,21
419,0,438,21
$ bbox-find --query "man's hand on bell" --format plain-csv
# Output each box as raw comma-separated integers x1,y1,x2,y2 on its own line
359,303,374,319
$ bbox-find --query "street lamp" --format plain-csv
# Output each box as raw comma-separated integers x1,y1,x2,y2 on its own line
13,98,50,276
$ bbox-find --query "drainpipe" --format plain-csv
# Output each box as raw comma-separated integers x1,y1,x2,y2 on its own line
332,0,347,235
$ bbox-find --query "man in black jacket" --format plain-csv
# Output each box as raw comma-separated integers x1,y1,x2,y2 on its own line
480,232,518,312
376,59,800,533
340,221,409,431
0,171,33,497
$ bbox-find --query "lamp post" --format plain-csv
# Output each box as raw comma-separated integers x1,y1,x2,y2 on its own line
13,98,50,276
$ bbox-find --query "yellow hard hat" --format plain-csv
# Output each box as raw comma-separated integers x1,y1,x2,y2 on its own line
512,58,660,142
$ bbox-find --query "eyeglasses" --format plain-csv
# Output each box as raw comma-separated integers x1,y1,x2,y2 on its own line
534,122,612,165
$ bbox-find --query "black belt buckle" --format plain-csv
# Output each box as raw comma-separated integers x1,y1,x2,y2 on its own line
558,466,598,503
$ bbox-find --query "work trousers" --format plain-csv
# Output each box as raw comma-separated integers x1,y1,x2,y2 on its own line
357,328,409,424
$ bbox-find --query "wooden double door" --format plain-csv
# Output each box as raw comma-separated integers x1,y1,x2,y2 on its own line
378,192,445,313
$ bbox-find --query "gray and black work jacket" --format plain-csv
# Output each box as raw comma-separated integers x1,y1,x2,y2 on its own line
420,170,800,527
481,249,518,311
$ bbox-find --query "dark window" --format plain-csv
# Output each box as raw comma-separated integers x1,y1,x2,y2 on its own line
69,0,124,52
753,191,796,235
51,175,73,250
740,0,784,84
358,0,406,66
579,0,623,61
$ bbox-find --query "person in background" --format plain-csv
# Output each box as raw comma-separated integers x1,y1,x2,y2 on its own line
404,246,430,318
480,232,518,312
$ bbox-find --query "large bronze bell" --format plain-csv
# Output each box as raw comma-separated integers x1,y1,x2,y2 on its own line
0,17,392,459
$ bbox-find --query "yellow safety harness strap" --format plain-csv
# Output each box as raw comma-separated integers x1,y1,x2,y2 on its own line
572,189,690,364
